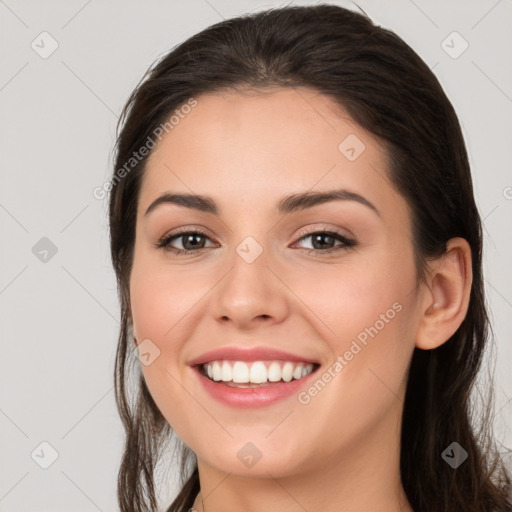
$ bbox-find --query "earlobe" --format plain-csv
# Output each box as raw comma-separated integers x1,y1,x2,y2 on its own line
415,237,473,350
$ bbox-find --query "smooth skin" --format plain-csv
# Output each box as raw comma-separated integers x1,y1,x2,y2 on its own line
129,86,472,512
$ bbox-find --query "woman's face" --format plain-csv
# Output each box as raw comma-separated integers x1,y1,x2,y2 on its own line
130,87,423,478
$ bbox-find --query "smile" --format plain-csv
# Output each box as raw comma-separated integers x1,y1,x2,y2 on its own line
194,360,321,408
201,360,317,386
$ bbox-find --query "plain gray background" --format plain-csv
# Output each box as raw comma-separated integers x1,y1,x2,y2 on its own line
1,0,511,510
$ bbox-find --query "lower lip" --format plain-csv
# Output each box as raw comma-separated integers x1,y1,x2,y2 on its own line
193,366,319,408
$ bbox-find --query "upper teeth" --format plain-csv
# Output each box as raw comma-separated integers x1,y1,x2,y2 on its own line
203,360,315,384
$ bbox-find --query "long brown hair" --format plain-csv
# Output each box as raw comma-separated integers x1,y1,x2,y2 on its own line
108,4,512,511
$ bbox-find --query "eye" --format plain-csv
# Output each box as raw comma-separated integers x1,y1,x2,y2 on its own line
155,227,356,255
293,228,356,254
156,228,214,255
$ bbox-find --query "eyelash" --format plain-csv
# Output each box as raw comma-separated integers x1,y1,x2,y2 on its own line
155,227,356,256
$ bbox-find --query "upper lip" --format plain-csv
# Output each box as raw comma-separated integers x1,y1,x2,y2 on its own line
188,346,320,366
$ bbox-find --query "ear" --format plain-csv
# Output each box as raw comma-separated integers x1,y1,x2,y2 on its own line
415,237,473,350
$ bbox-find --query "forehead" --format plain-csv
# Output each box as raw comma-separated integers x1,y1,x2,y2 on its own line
147,86,381,166
139,87,402,222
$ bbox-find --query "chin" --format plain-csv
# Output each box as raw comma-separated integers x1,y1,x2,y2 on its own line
194,437,310,478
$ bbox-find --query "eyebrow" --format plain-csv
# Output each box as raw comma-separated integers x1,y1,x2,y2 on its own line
144,188,381,218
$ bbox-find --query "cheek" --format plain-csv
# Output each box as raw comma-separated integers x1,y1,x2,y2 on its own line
129,262,202,433
293,252,417,413
129,271,168,344
129,257,202,349
293,253,413,348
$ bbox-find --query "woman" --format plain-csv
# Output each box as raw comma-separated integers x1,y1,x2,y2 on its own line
108,4,511,511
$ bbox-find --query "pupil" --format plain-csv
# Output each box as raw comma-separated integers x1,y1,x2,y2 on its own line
184,233,203,250
313,234,333,250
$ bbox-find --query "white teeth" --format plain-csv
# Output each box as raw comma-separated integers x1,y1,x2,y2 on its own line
281,362,294,382
203,360,315,384
267,361,281,382
232,361,250,383
221,361,232,382
249,361,267,383
212,361,222,381
293,364,304,380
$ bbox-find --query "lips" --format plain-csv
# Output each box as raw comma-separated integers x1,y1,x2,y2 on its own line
188,346,321,408
193,364,319,408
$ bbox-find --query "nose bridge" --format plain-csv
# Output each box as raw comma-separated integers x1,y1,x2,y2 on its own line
235,234,266,266
213,231,288,325
225,233,271,300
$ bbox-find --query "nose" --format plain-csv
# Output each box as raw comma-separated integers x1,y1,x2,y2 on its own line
212,244,290,330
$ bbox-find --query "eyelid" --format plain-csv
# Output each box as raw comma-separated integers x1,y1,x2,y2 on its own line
156,223,356,256
158,224,352,244
158,224,214,240
294,224,354,241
